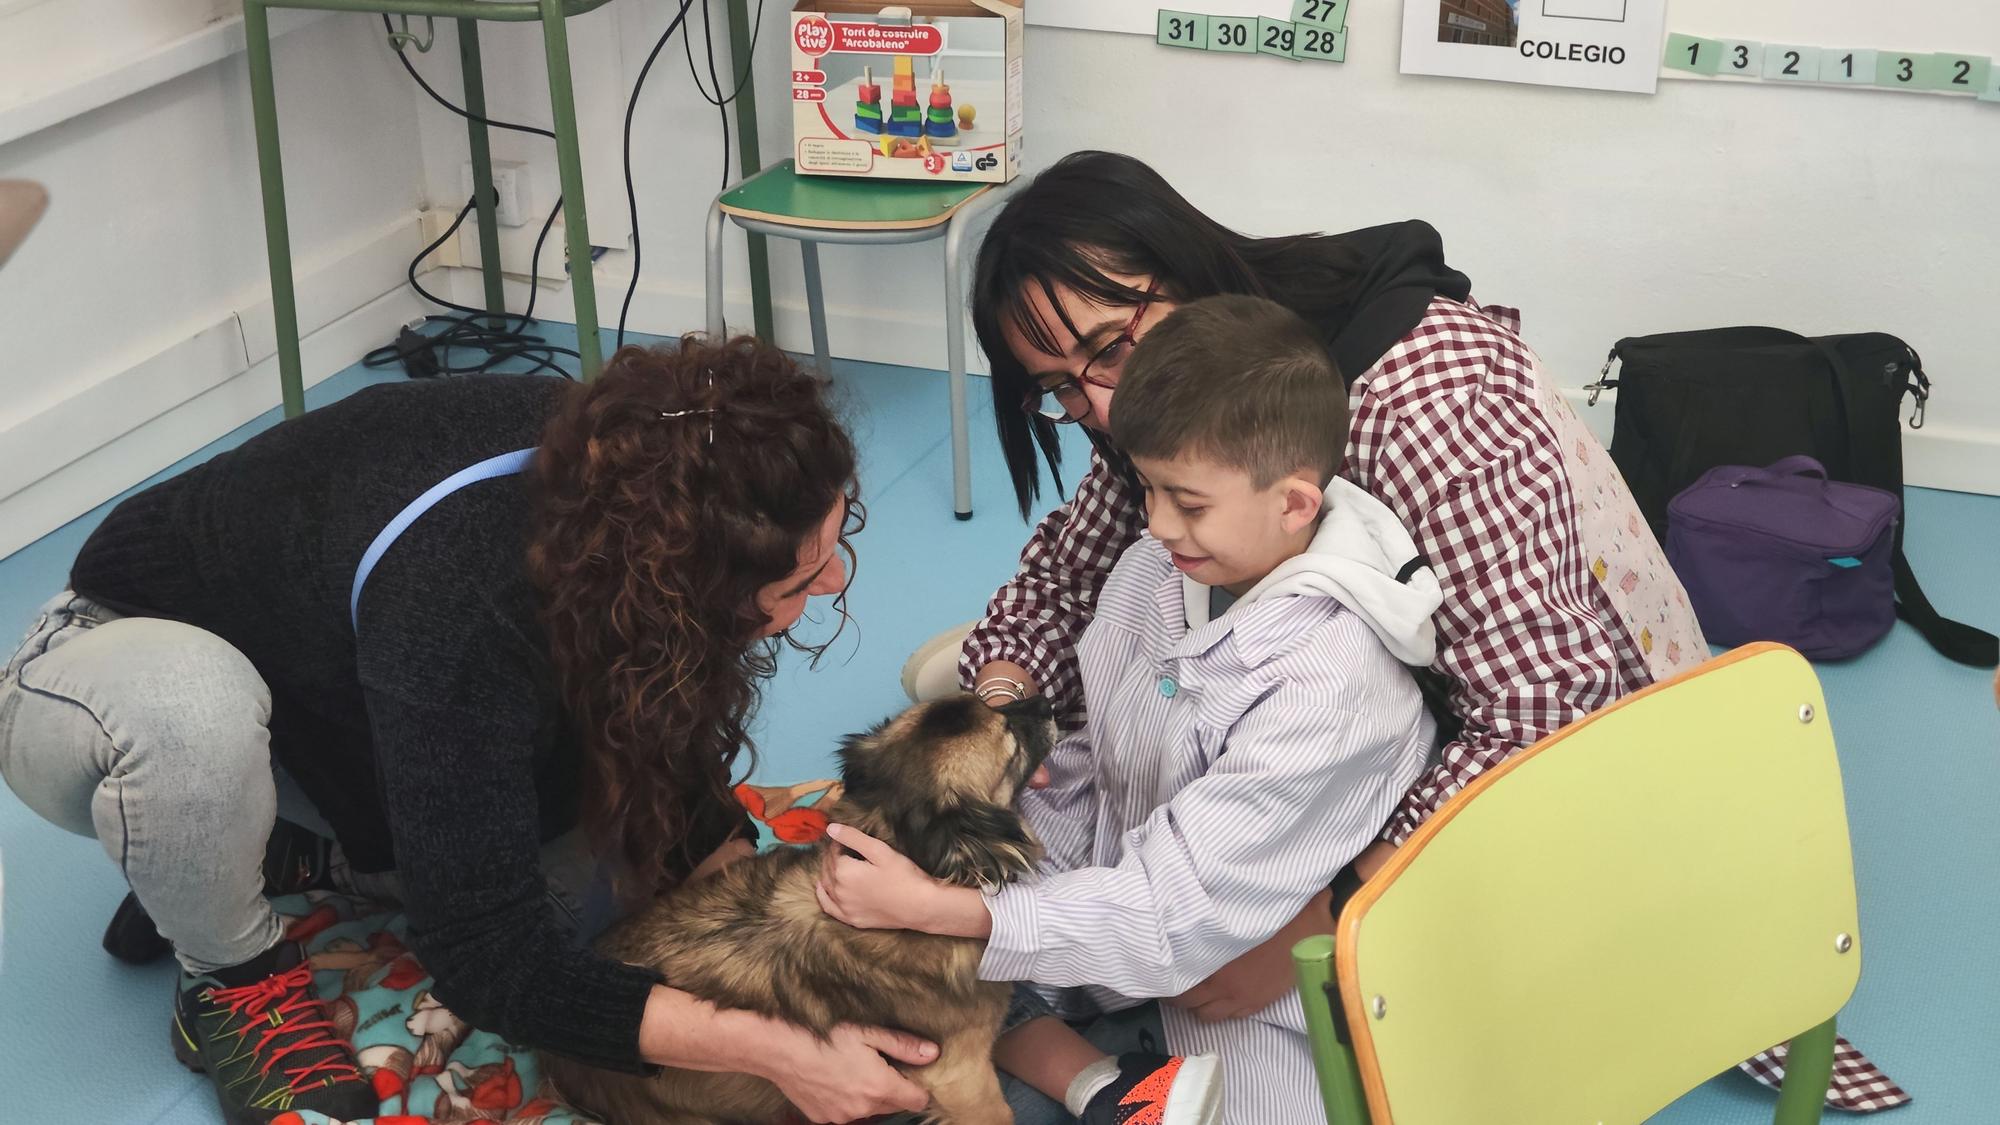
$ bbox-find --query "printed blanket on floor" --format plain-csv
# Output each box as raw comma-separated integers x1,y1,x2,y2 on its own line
266,781,846,1125
269,891,599,1125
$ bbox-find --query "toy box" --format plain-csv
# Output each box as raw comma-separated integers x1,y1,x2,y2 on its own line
790,1,1023,183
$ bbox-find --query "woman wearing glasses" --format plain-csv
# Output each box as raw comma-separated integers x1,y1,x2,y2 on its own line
901,149,1719,1121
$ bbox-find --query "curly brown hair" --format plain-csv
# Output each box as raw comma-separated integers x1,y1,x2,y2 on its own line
526,336,861,895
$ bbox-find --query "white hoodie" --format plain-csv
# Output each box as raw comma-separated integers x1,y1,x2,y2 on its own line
1181,476,1444,666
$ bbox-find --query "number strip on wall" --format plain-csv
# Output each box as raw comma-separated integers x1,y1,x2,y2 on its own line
1156,4,1348,63
1666,33,1998,102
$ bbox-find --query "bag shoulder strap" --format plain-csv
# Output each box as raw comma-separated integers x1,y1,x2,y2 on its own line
1891,552,1998,667
1809,338,1996,666
350,448,537,631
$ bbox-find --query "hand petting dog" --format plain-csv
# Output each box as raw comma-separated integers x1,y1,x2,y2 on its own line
816,823,994,940
541,694,1053,1125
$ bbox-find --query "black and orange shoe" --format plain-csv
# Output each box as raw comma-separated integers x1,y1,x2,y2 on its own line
171,941,376,1125
1079,1051,1223,1125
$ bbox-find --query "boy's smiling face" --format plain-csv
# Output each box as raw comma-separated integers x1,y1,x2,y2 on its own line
1130,451,1325,596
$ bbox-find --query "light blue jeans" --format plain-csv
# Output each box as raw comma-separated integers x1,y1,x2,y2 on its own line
0,591,594,975
0,592,292,975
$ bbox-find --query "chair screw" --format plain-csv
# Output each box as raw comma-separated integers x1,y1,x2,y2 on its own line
1798,704,1815,723
1371,995,1387,1019
1835,933,1853,954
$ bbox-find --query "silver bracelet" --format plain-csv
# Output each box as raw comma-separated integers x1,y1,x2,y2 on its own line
975,676,1028,703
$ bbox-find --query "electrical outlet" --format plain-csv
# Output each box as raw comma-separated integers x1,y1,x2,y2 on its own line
459,160,533,228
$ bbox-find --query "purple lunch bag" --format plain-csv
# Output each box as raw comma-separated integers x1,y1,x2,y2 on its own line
1666,455,1900,660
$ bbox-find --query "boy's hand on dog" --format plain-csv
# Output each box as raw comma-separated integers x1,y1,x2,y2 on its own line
816,824,993,939
767,1022,936,1122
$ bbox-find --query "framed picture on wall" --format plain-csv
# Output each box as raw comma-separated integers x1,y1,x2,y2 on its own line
1402,0,1668,93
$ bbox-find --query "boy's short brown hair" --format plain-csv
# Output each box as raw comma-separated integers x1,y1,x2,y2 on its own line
1110,295,1348,487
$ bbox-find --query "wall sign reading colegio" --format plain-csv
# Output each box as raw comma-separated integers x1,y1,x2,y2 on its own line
1401,0,1667,94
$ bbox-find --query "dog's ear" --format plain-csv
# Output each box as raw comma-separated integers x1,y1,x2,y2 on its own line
896,799,1039,889
833,724,890,801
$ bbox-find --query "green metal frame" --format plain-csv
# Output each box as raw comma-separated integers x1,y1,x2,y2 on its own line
1293,935,1839,1125
242,0,768,415
1774,1017,1839,1125
722,0,772,340
1293,935,1371,1125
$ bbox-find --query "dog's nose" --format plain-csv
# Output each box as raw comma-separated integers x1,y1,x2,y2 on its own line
999,694,1053,721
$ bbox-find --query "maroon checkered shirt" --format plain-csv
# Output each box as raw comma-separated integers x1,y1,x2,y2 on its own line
959,297,1907,1112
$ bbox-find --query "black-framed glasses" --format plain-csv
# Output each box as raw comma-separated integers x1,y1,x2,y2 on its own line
1019,286,1157,424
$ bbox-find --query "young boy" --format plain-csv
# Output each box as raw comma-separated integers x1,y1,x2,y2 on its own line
819,295,1441,1123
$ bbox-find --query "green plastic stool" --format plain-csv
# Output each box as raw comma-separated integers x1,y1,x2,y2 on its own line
705,160,1019,519
243,0,619,416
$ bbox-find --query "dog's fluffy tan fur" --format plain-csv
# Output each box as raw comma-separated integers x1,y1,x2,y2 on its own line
540,694,1056,1125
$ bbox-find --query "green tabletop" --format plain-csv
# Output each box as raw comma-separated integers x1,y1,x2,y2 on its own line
719,159,992,231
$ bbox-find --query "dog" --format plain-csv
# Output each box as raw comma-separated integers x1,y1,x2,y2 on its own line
540,693,1056,1125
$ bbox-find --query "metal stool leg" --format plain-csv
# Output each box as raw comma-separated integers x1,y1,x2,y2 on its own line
539,0,601,377
723,0,773,340
801,241,832,375
705,200,728,340
942,209,975,519
458,19,505,318
243,0,305,418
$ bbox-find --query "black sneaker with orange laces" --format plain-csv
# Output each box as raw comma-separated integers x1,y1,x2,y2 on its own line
1079,1051,1223,1125
171,941,376,1125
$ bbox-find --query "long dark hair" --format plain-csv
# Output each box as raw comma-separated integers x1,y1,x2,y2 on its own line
526,336,862,895
971,151,1365,518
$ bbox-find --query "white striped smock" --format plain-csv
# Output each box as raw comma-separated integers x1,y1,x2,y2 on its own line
981,535,1437,1123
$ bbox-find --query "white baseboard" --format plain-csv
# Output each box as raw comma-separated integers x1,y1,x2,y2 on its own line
435,257,992,378
0,216,427,560
1559,388,2000,498
1898,423,2000,497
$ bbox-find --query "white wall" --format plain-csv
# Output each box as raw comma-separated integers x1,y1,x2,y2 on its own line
0,11,427,558
0,0,237,109
404,1,1006,369
414,0,1998,496
6,0,1987,553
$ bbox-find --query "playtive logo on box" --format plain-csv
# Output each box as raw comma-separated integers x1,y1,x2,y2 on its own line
831,23,943,55
795,15,834,57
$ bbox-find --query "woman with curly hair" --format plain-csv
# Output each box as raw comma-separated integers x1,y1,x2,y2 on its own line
0,337,937,1125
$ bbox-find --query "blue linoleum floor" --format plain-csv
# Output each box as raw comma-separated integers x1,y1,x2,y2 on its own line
1,327,1994,1123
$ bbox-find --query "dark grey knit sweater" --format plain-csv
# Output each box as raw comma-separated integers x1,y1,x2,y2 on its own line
71,374,741,1073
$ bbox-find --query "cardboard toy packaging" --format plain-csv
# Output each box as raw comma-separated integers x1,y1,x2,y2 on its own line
790,1,1022,183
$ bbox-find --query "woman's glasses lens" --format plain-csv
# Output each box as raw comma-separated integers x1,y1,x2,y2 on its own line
1023,384,1079,422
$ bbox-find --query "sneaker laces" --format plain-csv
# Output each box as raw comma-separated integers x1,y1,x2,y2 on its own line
204,963,362,1091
